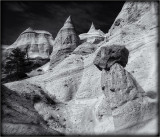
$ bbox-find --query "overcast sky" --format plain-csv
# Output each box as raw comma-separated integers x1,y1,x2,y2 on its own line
2,1,125,45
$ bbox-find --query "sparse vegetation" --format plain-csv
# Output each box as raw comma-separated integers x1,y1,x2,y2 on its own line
4,48,26,74
1,48,49,83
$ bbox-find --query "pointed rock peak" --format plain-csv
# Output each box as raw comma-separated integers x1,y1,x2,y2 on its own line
90,22,96,30
24,27,33,32
21,27,33,34
88,22,96,33
62,16,74,29
65,15,71,23
26,27,33,31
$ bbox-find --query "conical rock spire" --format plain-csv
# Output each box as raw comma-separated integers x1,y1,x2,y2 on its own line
50,16,80,68
79,22,105,44
88,22,96,33
62,16,74,29
21,27,33,34
65,15,71,23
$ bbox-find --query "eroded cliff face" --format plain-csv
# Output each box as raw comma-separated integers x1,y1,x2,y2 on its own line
2,1,158,135
5,27,54,59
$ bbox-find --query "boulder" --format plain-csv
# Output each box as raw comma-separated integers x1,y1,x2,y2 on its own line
50,16,80,68
101,63,157,130
94,45,129,71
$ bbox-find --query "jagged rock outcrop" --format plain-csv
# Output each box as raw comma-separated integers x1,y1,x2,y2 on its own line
50,16,80,68
94,45,129,71
79,23,105,44
5,27,54,59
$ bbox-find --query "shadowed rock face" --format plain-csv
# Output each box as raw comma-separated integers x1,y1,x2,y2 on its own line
50,16,80,68
94,45,129,71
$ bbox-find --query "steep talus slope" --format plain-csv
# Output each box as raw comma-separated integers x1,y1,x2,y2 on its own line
2,1,158,135
5,27,54,59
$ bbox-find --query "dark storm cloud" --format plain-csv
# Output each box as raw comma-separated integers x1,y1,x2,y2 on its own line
1,1,125,45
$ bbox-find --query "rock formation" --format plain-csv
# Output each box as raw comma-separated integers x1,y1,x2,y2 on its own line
101,63,157,131
94,45,129,71
5,27,54,59
1,1,158,135
79,23,105,44
95,45,157,132
50,16,80,68
104,1,158,92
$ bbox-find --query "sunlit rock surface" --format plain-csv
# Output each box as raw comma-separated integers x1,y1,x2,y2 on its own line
5,27,54,59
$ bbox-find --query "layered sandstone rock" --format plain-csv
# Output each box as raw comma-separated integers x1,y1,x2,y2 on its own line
5,27,54,59
50,16,80,68
79,23,105,44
